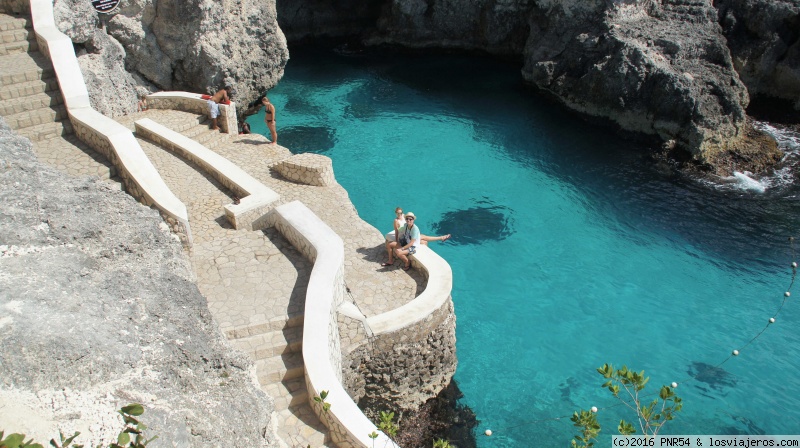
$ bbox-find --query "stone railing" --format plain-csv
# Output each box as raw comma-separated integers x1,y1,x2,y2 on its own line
366,245,453,337
147,91,237,135
135,118,279,230
28,0,192,245
268,201,398,448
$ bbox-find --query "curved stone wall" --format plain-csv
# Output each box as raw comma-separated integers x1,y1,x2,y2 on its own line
268,201,399,448
341,245,457,411
147,91,237,135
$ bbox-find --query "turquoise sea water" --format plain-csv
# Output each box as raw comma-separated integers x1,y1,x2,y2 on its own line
248,47,800,446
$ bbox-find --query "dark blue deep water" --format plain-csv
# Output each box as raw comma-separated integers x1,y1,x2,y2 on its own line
248,47,800,446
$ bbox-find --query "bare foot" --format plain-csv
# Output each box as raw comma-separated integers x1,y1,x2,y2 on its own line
268,141,277,145
441,234,451,241
211,126,220,131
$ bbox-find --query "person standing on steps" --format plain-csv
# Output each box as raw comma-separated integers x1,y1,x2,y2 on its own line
262,96,277,145
208,86,231,131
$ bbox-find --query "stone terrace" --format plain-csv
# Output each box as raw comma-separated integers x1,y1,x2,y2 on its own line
118,109,426,447
1,8,434,448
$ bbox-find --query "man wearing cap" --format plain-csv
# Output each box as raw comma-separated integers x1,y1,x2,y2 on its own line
383,211,421,271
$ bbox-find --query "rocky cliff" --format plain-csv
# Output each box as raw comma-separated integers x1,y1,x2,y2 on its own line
280,0,797,173
0,119,277,447
51,0,289,118
519,0,778,171
717,0,800,108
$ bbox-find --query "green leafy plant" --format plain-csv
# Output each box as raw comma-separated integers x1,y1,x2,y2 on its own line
1,404,156,448
570,409,600,448
368,431,379,448
0,431,45,448
377,411,398,440
572,364,683,446
313,390,331,413
432,439,453,448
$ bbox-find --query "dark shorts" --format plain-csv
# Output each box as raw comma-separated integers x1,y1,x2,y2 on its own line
406,246,416,255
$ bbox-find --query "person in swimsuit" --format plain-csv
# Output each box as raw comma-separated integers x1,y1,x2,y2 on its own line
137,94,148,112
208,86,231,131
262,96,277,145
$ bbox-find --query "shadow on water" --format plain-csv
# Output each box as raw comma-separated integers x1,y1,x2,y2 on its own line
688,361,738,393
720,415,767,435
429,198,514,246
280,125,336,154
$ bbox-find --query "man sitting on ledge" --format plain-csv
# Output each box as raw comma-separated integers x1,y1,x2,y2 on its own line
208,86,231,131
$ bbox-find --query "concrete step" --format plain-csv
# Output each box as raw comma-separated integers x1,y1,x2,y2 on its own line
0,51,54,86
0,14,31,32
0,27,33,44
0,76,58,100
261,377,308,412
16,119,73,142
191,126,230,149
154,111,206,133
255,351,305,384
224,313,304,340
0,37,38,56
230,326,302,361
4,103,68,131
276,404,331,448
0,89,63,116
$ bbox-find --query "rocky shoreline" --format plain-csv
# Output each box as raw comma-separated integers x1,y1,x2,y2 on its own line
33,0,795,175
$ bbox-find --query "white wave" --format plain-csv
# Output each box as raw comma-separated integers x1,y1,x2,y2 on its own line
732,171,767,192
752,120,800,154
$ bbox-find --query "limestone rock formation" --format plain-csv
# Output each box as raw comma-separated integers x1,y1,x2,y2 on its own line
717,0,800,109
278,0,383,42
521,0,751,165
280,0,793,171
366,0,534,55
53,0,289,118
0,119,277,447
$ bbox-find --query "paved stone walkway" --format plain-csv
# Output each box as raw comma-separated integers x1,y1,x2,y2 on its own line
119,109,432,447
2,14,437,440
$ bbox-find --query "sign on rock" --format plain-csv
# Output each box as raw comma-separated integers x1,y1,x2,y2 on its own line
91,0,121,14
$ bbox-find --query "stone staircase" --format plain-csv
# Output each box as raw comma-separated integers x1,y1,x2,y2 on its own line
0,12,118,185
117,109,335,447
228,318,333,447
2,9,336,447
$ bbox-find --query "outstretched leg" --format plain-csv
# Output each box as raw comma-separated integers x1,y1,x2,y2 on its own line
420,234,451,245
